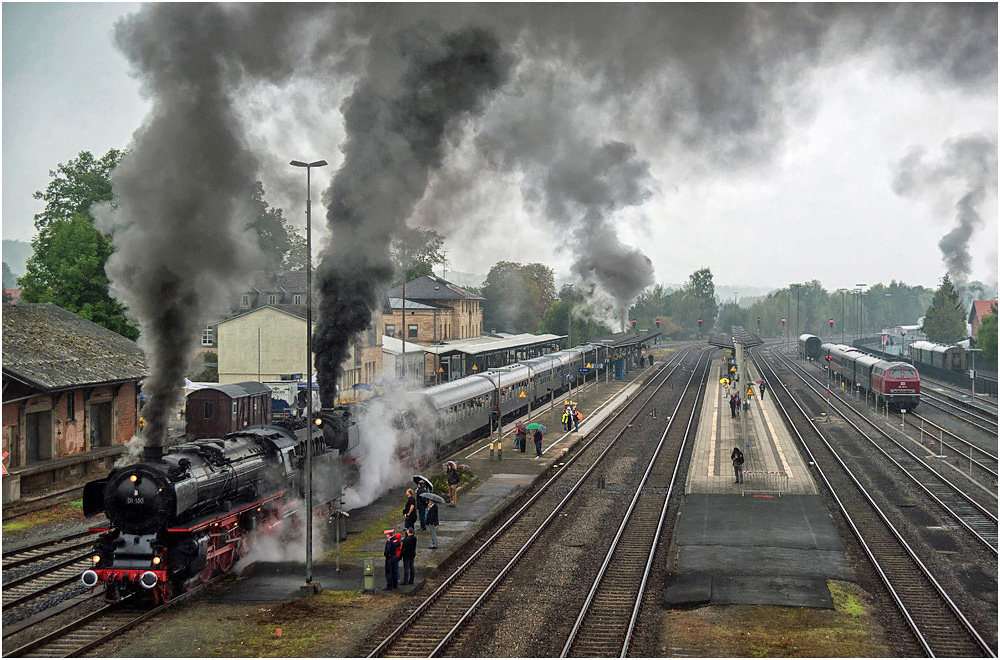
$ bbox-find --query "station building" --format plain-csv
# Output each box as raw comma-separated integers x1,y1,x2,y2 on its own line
2,303,147,504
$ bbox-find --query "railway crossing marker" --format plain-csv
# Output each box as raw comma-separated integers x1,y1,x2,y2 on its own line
1,451,7,476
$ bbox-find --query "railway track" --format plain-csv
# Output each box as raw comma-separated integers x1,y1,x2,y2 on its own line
561,349,707,657
770,347,998,554
755,348,996,657
921,377,999,421
2,532,99,572
364,347,710,657
4,577,219,658
790,349,999,495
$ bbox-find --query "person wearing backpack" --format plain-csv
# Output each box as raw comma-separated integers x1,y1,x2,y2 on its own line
731,446,745,484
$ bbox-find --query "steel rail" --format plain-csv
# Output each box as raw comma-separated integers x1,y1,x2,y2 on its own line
366,347,700,657
755,349,995,657
772,347,998,553
560,349,709,657
920,395,998,435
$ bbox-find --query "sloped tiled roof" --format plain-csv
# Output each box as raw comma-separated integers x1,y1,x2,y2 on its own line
2,303,147,391
388,297,451,311
387,275,483,301
969,300,998,323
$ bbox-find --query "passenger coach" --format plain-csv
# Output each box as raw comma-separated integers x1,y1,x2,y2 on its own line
798,334,822,360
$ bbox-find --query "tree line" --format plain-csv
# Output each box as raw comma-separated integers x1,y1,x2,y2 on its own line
12,149,997,363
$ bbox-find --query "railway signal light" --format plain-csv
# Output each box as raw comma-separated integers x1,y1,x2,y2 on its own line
697,318,703,328
829,318,834,329
655,318,660,329
781,318,786,327
631,318,637,331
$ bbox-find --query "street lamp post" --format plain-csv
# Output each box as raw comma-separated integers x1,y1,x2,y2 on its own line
837,289,847,344
290,159,327,590
855,284,866,342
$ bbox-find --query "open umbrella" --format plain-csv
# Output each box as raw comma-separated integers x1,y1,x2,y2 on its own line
419,492,446,503
756,379,765,385
412,475,433,489
526,423,547,433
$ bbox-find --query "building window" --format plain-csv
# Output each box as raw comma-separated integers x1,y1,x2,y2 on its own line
294,294,302,305
267,294,277,305
241,294,251,308
66,391,75,421
201,327,214,346
408,324,418,339
386,324,396,338
204,402,214,419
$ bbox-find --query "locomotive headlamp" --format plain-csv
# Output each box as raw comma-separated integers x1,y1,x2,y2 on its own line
152,556,162,565
92,555,101,564
314,417,323,426
130,475,138,483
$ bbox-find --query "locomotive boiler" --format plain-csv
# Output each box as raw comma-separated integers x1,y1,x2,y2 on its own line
81,408,355,603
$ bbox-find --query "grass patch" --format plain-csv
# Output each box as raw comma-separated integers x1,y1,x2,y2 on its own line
323,510,401,561
661,582,888,657
2,499,86,534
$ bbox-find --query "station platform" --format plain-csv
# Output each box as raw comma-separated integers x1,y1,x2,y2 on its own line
214,347,668,603
686,356,817,495
665,353,851,609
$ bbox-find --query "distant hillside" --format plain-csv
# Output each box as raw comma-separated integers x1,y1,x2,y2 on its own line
2,239,32,275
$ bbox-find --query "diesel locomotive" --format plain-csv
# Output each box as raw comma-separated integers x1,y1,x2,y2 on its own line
819,342,920,411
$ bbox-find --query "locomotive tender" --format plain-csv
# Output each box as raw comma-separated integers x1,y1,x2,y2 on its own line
820,342,920,411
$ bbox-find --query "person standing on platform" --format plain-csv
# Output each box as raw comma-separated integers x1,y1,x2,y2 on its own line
425,499,440,548
383,530,400,590
415,482,428,530
446,462,460,507
731,446,745,483
760,381,767,399
562,408,571,431
573,407,581,432
516,425,527,453
534,428,543,456
403,488,418,532
401,528,417,585
729,394,738,419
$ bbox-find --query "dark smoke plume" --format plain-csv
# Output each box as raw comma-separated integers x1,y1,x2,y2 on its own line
890,134,998,283
314,27,511,405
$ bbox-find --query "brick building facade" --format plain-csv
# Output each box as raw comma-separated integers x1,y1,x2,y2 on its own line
385,275,485,381
2,304,147,503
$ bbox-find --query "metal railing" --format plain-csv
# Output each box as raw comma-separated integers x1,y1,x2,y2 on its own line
740,470,789,496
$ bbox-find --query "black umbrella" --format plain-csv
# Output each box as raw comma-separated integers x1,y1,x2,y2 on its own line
412,475,433,489
419,492,446,503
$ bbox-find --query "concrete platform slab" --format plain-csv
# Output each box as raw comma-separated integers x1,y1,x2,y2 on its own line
212,561,424,603
666,494,849,609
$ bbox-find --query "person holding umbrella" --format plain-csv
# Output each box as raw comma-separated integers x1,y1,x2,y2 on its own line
413,475,432,530
515,421,527,453
423,496,441,548
758,379,767,399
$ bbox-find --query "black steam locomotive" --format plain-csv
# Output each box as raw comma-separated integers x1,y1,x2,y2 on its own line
80,408,355,604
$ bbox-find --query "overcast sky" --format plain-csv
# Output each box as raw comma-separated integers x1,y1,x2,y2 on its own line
3,3,997,295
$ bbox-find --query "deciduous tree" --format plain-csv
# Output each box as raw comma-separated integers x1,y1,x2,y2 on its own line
19,214,139,338
33,149,123,230
975,304,997,361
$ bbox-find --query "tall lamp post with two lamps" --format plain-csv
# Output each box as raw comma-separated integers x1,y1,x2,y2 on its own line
290,159,327,592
